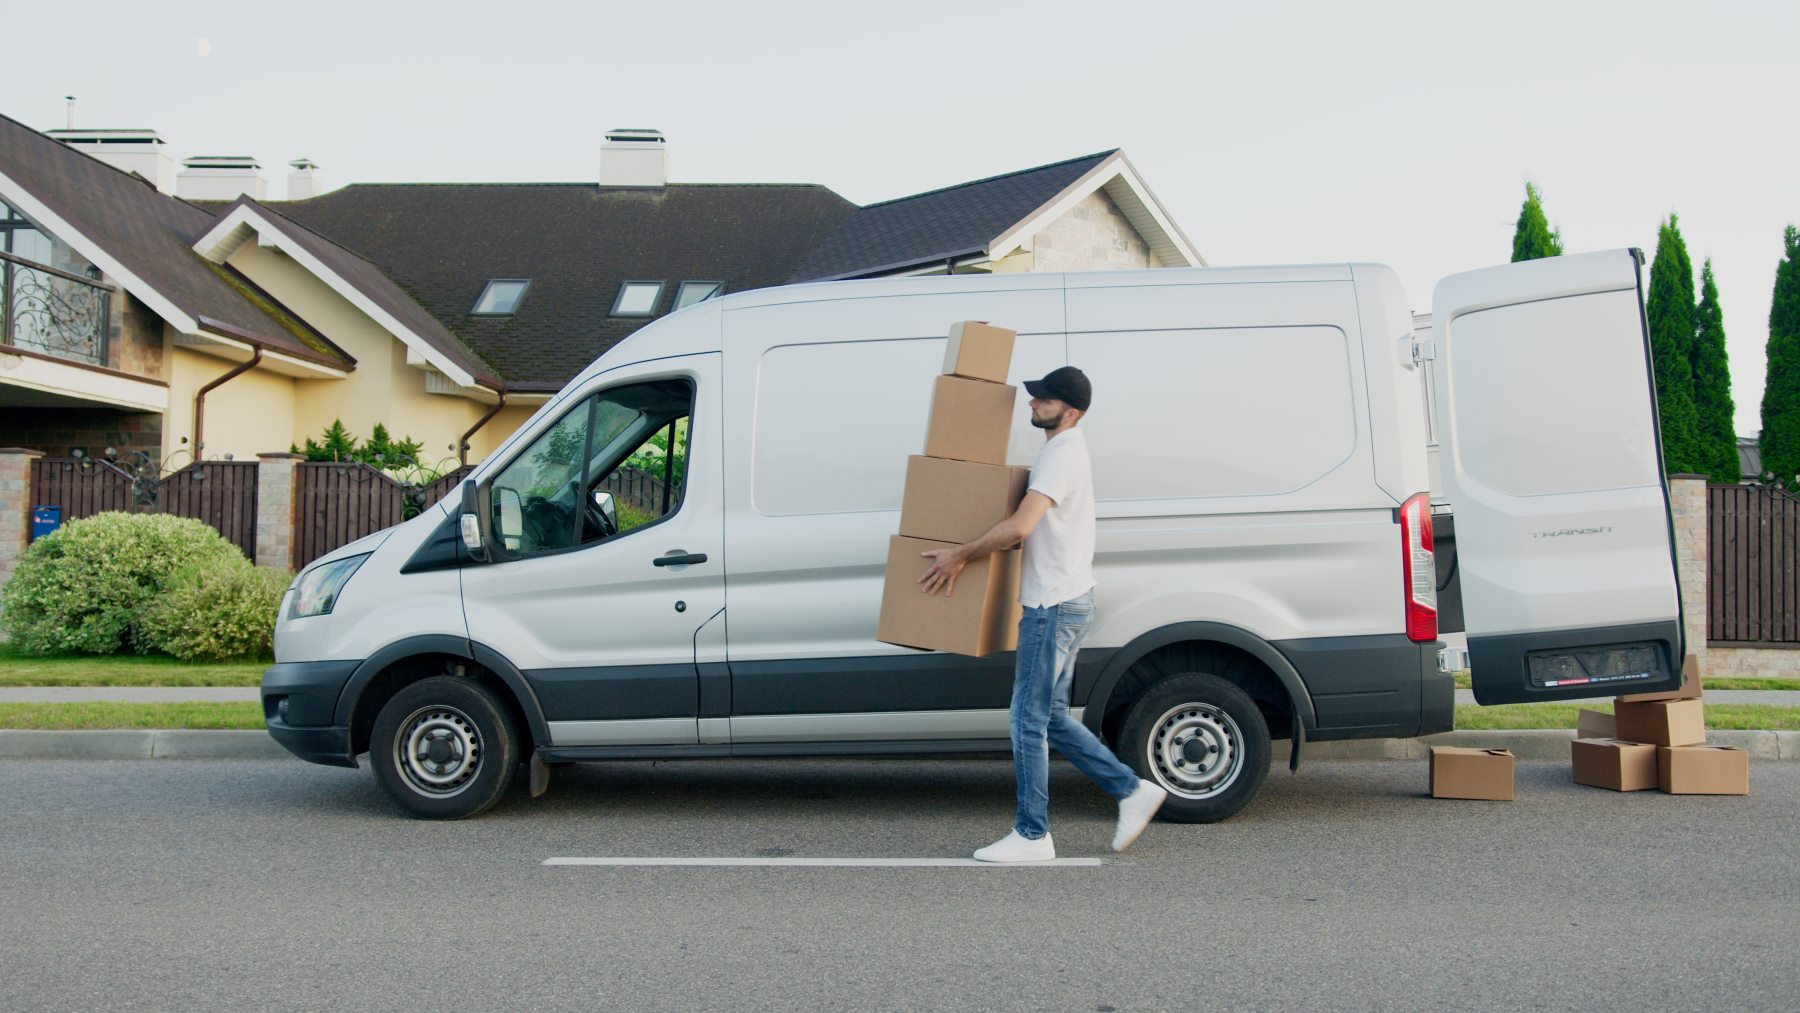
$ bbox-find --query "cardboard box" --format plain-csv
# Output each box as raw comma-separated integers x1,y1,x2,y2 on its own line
942,321,1016,384
1612,697,1706,747
923,375,1017,466
1576,709,1617,740
1616,653,1702,704
1428,746,1515,800
876,534,1022,657
898,456,1030,544
1658,745,1749,795
1571,738,1658,791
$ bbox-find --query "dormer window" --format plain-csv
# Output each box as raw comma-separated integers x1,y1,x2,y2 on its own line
612,281,663,317
674,281,723,311
472,279,530,315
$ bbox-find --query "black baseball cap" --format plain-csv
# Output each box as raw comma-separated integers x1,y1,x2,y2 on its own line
1023,366,1092,412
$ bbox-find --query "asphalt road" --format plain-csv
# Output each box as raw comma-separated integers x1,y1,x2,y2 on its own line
2,756,1796,1011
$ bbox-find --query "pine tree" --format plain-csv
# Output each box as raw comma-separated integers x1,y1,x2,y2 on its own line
1647,215,1702,473
1510,182,1565,262
302,419,358,462
1761,225,1800,486
1690,259,1738,482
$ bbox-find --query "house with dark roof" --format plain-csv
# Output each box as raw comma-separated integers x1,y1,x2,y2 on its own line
0,115,1200,470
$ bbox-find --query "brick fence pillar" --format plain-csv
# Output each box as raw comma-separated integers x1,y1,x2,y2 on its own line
1668,474,1709,674
0,448,44,610
256,452,302,571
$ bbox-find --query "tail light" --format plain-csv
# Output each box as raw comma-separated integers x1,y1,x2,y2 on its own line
1400,492,1437,642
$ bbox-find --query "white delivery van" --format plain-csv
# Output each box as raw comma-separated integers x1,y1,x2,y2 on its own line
262,249,1684,820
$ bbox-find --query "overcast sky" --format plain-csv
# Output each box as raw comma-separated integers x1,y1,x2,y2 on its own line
6,0,1796,433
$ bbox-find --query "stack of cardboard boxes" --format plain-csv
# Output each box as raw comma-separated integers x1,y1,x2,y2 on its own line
876,322,1030,657
1572,656,1749,795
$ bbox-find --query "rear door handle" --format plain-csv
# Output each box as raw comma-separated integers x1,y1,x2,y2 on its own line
654,551,709,567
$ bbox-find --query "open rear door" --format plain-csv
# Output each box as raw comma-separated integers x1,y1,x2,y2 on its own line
1433,249,1683,705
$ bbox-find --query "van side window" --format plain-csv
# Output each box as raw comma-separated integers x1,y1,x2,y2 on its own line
488,379,695,555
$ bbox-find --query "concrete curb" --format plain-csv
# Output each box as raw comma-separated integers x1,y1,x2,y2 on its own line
0,728,1798,761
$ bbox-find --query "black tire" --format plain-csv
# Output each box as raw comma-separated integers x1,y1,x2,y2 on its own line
370,676,520,819
1117,672,1271,824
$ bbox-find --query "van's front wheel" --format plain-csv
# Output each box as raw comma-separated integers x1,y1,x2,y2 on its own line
1118,673,1270,823
371,676,519,819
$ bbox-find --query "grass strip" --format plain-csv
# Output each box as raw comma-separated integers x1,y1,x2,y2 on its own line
0,645,263,687
1454,702,1800,731
0,701,263,731
1449,672,1798,692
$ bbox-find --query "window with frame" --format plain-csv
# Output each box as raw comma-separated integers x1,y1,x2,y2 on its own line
487,378,693,555
673,281,723,311
471,279,530,315
611,281,663,317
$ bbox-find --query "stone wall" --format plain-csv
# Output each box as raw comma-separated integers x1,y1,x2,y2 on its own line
108,290,164,378
1030,190,1153,272
1668,475,1710,671
0,407,162,462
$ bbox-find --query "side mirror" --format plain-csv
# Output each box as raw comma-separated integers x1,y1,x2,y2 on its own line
592,489,618,530
458,479,488,562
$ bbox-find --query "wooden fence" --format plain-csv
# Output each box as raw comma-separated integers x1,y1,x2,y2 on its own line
1708,483,1800,644
30,458,258,558
294,462,408,569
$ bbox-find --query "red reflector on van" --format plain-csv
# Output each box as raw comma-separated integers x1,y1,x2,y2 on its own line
1400,493,1437,642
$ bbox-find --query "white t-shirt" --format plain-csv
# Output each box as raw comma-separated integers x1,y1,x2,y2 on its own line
1020,427,1096,608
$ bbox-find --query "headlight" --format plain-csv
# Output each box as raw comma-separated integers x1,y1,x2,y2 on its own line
290,554,370,619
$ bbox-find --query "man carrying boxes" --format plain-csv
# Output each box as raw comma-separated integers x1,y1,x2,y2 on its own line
880,321,1166,863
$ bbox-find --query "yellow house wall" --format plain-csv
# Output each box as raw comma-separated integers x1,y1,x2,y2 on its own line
226,243,497,468
161,330,297,467
467,404,541,462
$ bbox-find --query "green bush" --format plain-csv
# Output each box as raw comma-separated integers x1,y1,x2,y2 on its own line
141,558,290,662
1,513,246,655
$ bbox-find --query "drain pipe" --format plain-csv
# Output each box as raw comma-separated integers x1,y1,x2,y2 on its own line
459,388,507,467
193,346,262,459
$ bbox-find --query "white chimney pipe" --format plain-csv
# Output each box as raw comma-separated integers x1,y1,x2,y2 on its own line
65,96,76,130
600,128,667,188
47,127,176,194
176,155,267,201
287,158,324,200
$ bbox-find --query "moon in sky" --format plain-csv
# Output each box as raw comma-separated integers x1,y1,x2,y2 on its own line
197,37,212,58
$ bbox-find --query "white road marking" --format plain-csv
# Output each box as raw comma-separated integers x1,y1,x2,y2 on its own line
543,856,1105,868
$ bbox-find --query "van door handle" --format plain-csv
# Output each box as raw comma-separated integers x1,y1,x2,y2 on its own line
654,551,709,567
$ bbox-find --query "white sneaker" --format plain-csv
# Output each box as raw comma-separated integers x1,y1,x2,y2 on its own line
972,830,1056,863
1112,779,1168,852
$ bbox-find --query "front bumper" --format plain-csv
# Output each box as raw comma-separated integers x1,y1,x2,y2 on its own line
261,660,362,767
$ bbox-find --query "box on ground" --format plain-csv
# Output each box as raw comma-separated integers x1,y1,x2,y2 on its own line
1429,746,1515,800
1576,709,1617,740
899,456,1029,544
924,375,1017,466
1612,697,1706,747
942,321,1016,384
1616,654,1702,704
1571,738,1658,791
877,535,1022,657
1658,745,1749,795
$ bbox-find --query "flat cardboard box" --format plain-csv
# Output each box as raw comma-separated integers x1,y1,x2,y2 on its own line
876,534,1022,657
898,456,1030,544
1576,709,1617,740
1428,746,1515,800
942,321,1016,384
1571,738,1658,791
924,375,1017,466
1658,745,1749,795
1616,654,1702,704
1612,697,1706,747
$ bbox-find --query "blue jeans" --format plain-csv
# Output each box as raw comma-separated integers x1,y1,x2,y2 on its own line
1011,589,1140,839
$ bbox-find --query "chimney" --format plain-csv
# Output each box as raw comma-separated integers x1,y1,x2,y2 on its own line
287,158,324,200
46,128,176,194
599,128,667,188
176,155,268,201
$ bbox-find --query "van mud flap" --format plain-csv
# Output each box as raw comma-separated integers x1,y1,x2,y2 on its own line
1289,712,1304,772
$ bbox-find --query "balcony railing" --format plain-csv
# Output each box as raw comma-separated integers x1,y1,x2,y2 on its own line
0,249,111,367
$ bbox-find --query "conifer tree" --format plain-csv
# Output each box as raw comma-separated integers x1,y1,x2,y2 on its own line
1510,182,1564,262
1761,226,1800,486
1690,259,1738,482
1647,215,1702,472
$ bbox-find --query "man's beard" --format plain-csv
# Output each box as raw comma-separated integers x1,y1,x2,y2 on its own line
1030,413,1059,430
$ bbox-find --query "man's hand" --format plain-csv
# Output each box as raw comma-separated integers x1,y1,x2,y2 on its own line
917,546,968,597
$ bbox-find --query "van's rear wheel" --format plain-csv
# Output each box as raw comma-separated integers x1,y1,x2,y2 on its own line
371,676,519,819
1118,673,1270,823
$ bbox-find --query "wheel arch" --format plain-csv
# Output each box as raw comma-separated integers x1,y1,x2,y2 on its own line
1082,622,1317,740
334,635,550,756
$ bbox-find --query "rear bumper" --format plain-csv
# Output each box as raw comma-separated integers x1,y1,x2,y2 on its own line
261,660,362,767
